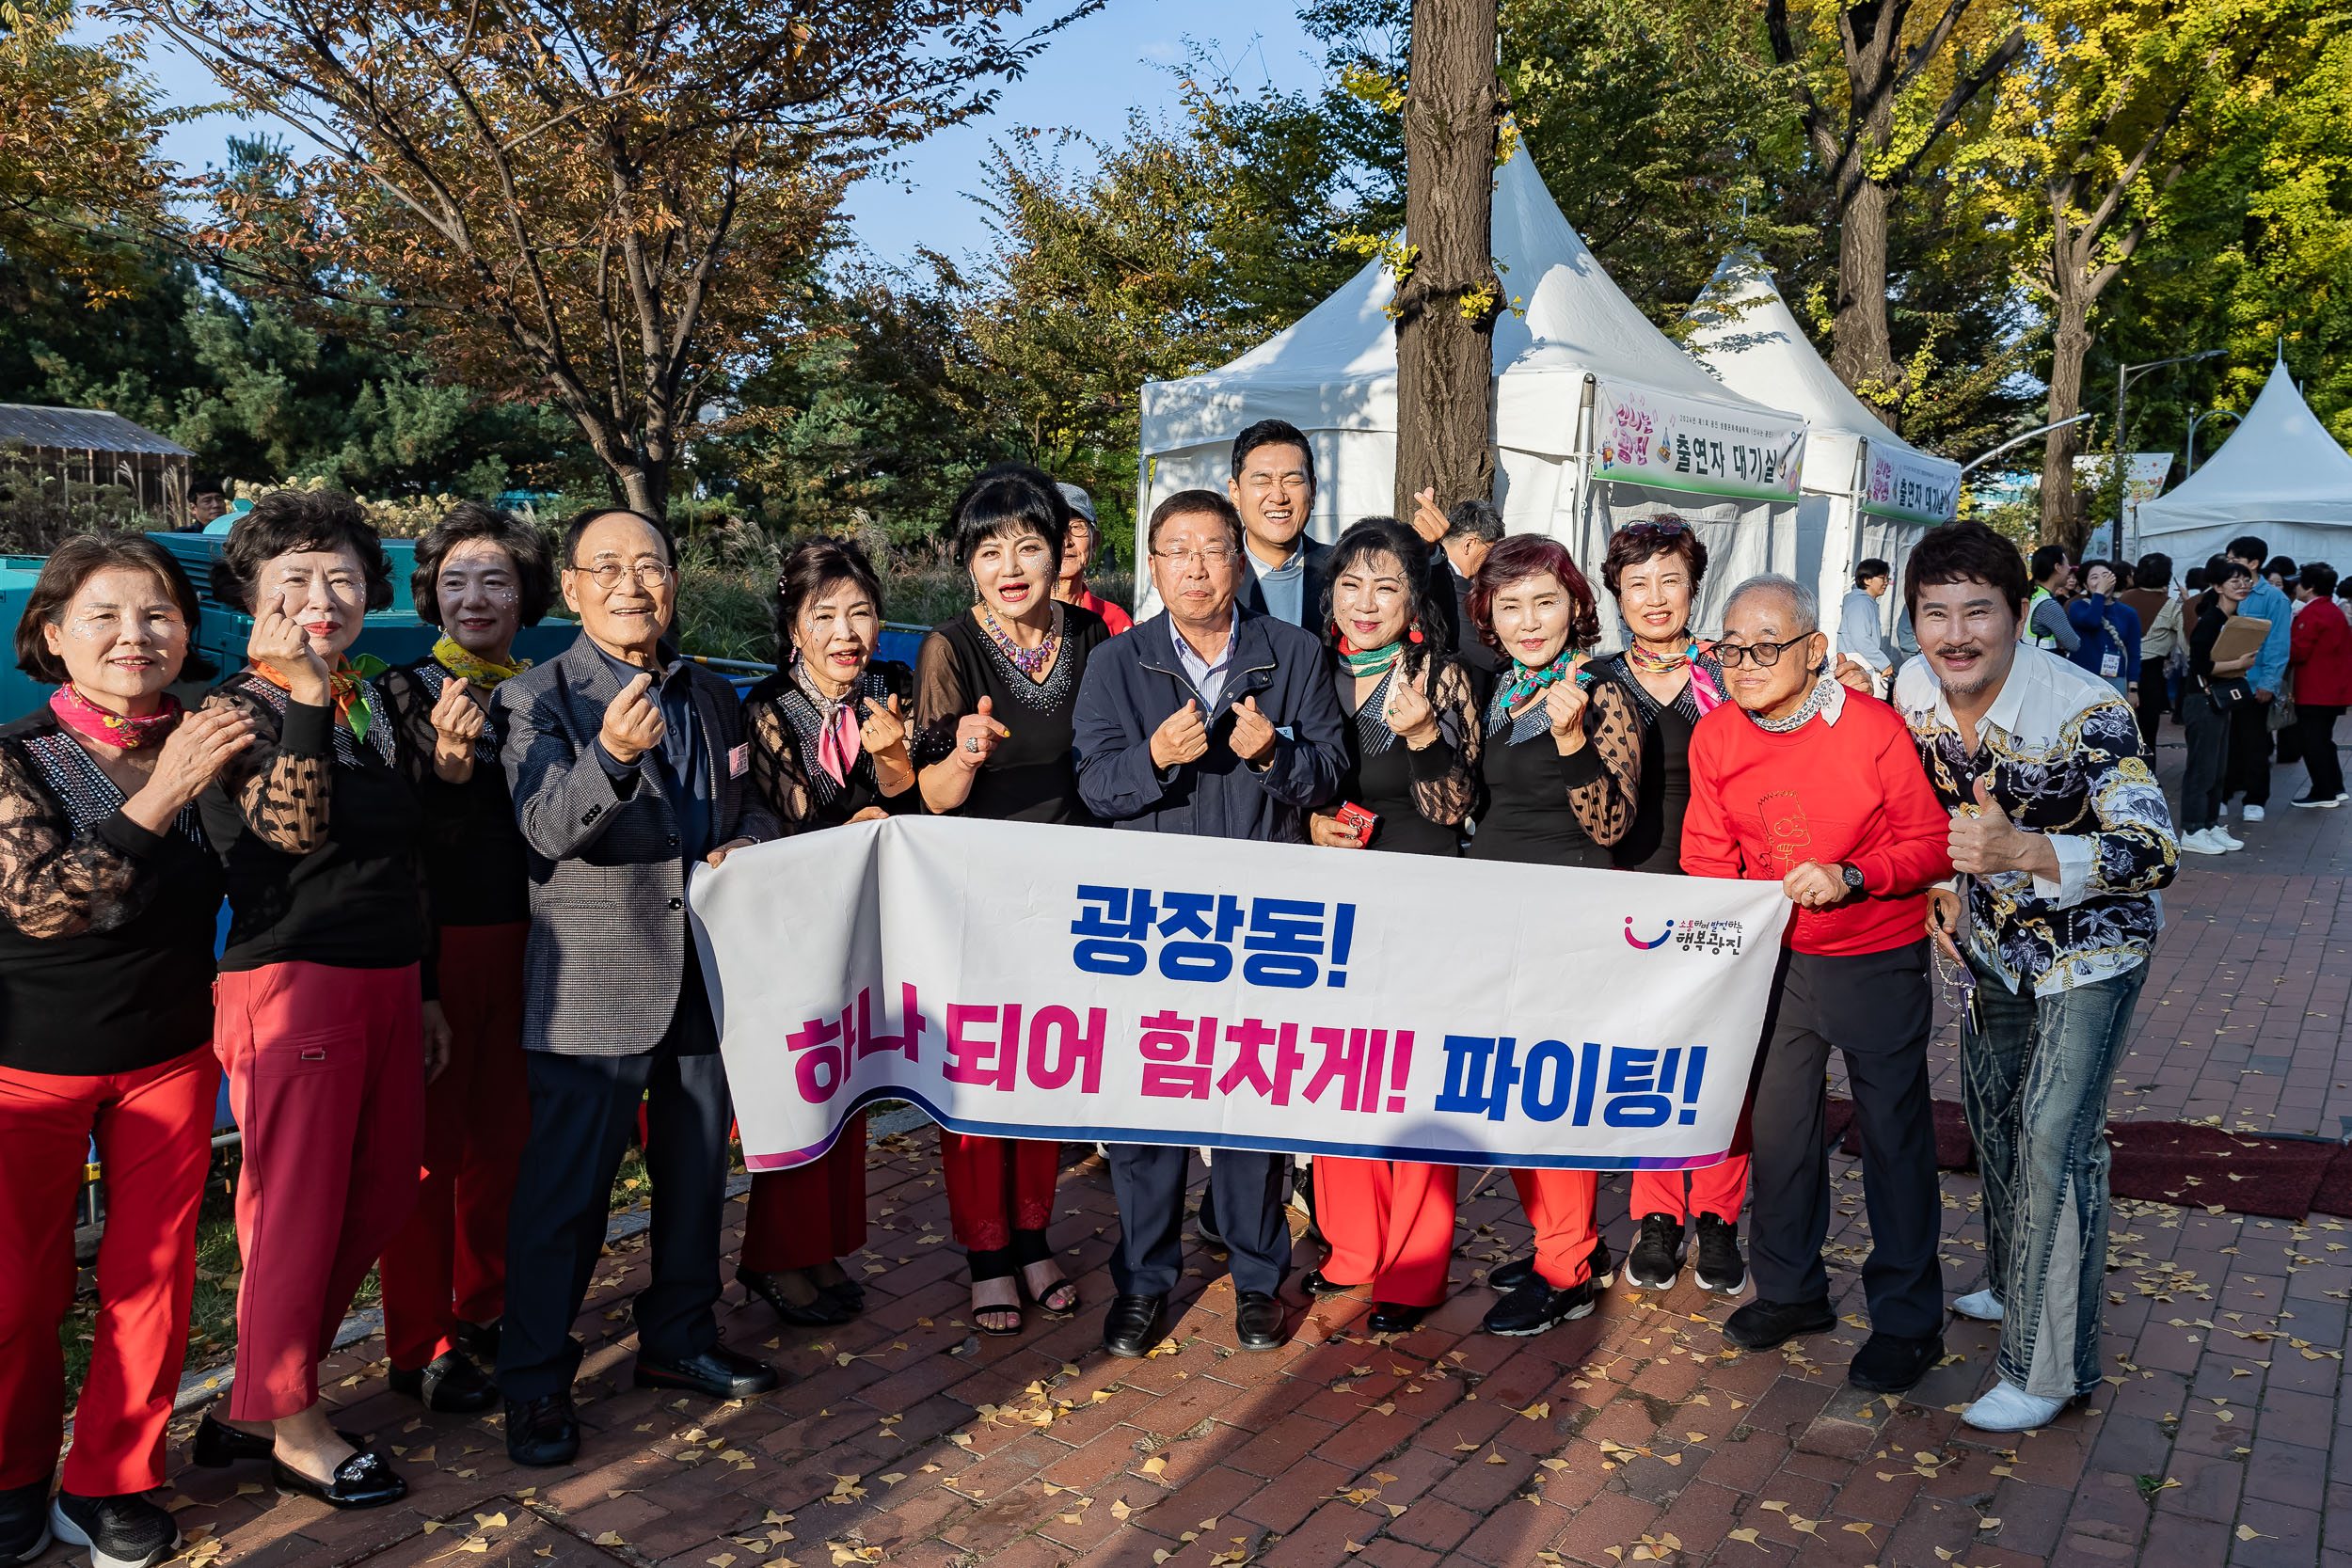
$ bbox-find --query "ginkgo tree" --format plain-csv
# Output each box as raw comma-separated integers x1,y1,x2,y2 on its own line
105,0,1094,517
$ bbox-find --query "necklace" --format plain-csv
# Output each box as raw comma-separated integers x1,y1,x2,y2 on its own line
978,604,1059,681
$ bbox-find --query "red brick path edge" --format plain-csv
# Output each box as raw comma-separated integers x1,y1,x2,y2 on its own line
44,734,2352,1568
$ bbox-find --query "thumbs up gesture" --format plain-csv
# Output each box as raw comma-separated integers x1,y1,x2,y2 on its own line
953,694,1009,770
1948,778,2027,876
1229,694,1279,765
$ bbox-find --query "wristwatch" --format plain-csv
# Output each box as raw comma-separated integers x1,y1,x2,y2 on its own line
1837,863,1865,895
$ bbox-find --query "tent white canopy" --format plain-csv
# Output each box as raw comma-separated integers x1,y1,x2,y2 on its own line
1136,149,1808,633
2137,354,2352,567
1687,255,1960,656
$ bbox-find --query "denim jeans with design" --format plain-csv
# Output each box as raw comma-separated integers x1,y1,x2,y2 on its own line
1962,953,2147,1399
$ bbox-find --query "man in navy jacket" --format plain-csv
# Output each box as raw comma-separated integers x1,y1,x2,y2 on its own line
1072,488,1347,1357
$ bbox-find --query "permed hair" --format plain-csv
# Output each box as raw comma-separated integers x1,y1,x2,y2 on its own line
211,487,394,614
1600,515,1709,597
1317,516,1447,672
1467,534,1601,657
772,537,887,657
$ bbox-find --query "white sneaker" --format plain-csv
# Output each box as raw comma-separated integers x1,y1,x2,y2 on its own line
2180,829,2227,855
2213,824,2246,848
1952,1289,2005,1323
1963,1380,2070,1433
2243,804,2265,822
2292,793,2344,809
2218,800,2232,818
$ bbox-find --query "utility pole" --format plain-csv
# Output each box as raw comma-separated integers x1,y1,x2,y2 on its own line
1392,0,1502,523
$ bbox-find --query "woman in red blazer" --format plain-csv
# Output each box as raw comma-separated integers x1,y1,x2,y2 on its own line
2289,563,2352,807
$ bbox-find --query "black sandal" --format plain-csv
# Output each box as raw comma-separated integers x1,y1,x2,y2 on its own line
739,1266,855,1326
1012,1228,1078,1318
969,1247,1024,1337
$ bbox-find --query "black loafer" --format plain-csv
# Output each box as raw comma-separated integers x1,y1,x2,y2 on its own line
504,1393,580,1467
1850,1332,1944,1394
388,1349,500,1413
739,1267,856,1326
1102,1293,1165,1358
1,1481,50,1565
190,1413,364,1468
1368,1302,1427,1335
271,1449,405,1511
1722,1297,1836,1352
633,1344,779,1399
1234,1291,1286,1352
1301,1268,1363,1298
1488,1256,1536,1291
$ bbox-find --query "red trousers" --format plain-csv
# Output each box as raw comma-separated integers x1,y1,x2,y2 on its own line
378,924,530,1370
941,1133,1057,1253
215,962,423,1420
1629,1157,1750,1226
1510,1169,1603,1289
0,1047,217,1495
743,1111,868,1272
1313,1158,1458,1307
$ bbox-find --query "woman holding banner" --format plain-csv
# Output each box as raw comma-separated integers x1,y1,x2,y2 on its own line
734,539,919,1326
1301,517,1480,1332
914,465,1104,1335
1464,535,1641,1337
1590,518,1750,1297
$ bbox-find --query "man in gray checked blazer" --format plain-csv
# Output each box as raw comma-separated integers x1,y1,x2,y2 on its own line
493,509,781,1466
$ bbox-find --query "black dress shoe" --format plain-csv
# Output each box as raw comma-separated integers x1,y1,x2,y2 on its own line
270,1449,406,1510
1850,1332,1944,1394
388,1349,500,1413
190,1413,364,1468
1,1481,49,1565
739,1267,856,1326
633,1344,779,1399
504,1393,580,1467
451,1319,501,1363
1489,1256,1536,1291
1300,1268,1363,1298
1722,1297,1836,1352
1233,1291,1286,1352
1102,1293,1165,1358
1368,1302,1427,1335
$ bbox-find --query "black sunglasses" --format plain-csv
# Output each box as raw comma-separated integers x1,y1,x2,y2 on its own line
1712,633,1814,669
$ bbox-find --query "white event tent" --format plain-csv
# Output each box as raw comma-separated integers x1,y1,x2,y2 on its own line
2137,353,2352,567
1687,254,1960,651
1135,149,1809,634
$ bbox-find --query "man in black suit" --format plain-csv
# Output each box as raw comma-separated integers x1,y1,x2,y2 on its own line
493,509,781,1466
1409,493,1506,705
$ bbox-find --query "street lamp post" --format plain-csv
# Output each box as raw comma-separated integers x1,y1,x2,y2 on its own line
1960,412,2096,476
2116,350,2226,560
2186,406,2243,475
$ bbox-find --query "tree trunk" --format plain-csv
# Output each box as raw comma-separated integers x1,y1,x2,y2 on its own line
1393,0,1501,523
1829,160,1898,397
2040,282,2092,551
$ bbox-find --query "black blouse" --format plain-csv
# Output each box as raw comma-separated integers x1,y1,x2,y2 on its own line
744,659,921,832
199,669,436,990
1330,651,1478,857
386,657,529,927
1596,652,1707,875
1466,676,1641,870
914,604,1110,825
0,711,224,1075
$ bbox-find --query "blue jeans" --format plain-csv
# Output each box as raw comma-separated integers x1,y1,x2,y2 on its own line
1961,955,2147,1398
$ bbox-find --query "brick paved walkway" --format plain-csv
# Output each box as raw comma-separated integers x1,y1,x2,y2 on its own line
53,736,2352,1568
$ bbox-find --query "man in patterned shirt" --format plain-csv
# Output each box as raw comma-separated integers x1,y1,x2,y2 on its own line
1895,520,2179,1433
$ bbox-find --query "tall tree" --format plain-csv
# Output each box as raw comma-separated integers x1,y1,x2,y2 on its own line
1764,0,2024,409
112,0,1094,517
1393,0,1502,519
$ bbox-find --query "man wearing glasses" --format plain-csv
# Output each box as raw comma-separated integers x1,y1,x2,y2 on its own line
491,509,779,1466
1072,489,1348,1360
1680,575,1954,1398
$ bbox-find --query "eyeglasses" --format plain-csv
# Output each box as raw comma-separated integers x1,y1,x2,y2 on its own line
1712,633,1814,668
571,562,675,590
1155,547,1239,568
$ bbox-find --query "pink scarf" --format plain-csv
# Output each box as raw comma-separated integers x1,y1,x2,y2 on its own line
815,702,860,786
49,685,182,749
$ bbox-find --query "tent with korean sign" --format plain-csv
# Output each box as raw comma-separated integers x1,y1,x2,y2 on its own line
2136,352,2352,567
1135,148,1809,634
1687,254,1960,654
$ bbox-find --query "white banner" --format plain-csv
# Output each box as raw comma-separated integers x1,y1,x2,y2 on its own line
690,817,1791,1174
1593,381,1806,503
1864,445,1962,524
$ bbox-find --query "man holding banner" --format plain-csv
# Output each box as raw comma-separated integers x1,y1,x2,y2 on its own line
1071,488,1348,1357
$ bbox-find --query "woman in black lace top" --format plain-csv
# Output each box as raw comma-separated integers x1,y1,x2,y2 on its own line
0,537,255,1566
735,539,917,1328
913,465,1097,1335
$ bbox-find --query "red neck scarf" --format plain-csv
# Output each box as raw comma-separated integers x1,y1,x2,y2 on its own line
49,685,183,750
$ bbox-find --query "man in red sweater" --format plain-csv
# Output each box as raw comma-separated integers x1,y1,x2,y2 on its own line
1682,574,1954,1395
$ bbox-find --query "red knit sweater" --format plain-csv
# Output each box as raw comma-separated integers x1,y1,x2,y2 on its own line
1679,689,1953,957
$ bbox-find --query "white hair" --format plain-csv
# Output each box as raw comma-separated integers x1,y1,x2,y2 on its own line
1722,573,1819,635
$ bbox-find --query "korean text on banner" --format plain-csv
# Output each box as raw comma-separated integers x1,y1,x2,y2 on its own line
689,816,1791,1173
1593,382,1807,503
1865,446,1962,524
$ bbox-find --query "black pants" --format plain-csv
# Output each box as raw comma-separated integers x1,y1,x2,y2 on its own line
1747,942,1943,1340
499,967,731,1402
2226,700,2275,806
2179,694,2230,832
2299,704,2345,800
1105,1146,1291,1299
2134,675,2169,750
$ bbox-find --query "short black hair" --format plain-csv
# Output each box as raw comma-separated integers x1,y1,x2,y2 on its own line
2183,566,2208,592
2300,562,2338,598
559,507,675,570
1231,419,1316,488
212,487,394,614
2134,552,2172,591
2204,553,2253,587
1317,516,1445,665
773,537,887,657
411,501,558,628
1854,557,1892,588
2226,535,2269,562
2264,556,2298,582
2027,544,2072,586
1146,489,1245,556
1905,519,2030,617
16,533,209,685
1445,498,1504,544
947,463,1070,571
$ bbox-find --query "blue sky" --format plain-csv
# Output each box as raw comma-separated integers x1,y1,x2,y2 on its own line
123,0,1327,272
